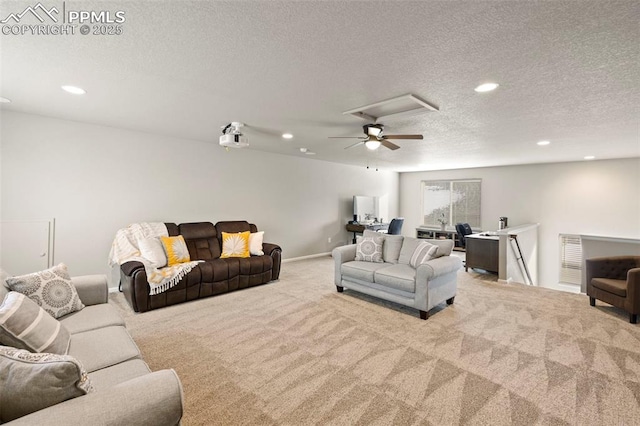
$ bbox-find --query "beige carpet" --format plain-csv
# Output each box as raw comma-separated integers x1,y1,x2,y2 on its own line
110,256,640,425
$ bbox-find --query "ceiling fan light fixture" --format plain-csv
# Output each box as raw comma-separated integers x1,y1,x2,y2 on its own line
365,140,381,150
366,124,383,137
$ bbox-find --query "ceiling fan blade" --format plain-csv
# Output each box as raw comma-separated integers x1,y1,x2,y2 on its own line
382,134,424,140
381,140,401,150
329,136,364,139
345,141,365,150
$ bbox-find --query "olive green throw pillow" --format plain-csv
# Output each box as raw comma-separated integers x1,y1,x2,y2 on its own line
0,345,94,422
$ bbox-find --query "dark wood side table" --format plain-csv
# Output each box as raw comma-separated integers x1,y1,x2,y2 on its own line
465,234,499,273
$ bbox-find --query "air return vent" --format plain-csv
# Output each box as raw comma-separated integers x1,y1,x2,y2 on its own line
343,94,438,123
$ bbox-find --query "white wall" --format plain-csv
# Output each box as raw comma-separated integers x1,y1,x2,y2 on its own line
400,158,640,289
0,111,399,281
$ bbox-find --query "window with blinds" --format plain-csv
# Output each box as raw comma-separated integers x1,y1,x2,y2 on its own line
421,179,481,227
559,234,582,285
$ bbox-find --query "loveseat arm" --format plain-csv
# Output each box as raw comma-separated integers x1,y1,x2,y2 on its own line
71,275,108,306
417,256,463,280
7,369,183,426
332,245,357,286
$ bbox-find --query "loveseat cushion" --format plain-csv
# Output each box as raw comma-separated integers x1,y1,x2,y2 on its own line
88,359,151,390
59,303,125,335
341,261,389,282
68,326,140,373
374,264,417,293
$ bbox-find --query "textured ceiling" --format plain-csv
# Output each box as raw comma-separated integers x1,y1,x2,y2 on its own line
1,1,638,171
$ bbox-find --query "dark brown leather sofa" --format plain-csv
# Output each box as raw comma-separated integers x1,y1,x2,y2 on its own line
120,221,281,312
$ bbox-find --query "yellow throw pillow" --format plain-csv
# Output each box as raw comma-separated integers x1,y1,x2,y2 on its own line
160,235,190,266
220,231,250,258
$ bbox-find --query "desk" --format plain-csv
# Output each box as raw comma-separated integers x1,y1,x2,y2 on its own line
465,233,499,273
346,223,389,243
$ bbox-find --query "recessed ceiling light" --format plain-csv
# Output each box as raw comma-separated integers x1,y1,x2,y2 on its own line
474,83,499,93
0,97,11,103
61,85,86,95
584,155,595,160
537,140,551,146
282,133,293,139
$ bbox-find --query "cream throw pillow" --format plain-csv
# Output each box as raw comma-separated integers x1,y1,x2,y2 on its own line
409,241,439,268
0,345,93,423
161,235,191,266
0,292,70,354
221,231,251,258
139,237,168,268
249,231,265,256
6,263,84,319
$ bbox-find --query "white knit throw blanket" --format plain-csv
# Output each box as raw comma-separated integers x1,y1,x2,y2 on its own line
108,222,202,295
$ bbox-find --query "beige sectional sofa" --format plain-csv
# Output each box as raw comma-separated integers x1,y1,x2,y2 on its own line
333,231,463,319
0,274,183,425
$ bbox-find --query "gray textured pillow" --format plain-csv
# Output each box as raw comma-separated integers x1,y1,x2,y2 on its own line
355,235,384,263
0,345,93,423
7,263,84,319
0,292,70,354
363,230,403,264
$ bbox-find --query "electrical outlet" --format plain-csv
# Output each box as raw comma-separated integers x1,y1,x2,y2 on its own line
328,237,332,243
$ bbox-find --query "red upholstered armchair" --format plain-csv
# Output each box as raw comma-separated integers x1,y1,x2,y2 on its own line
586,256,640,324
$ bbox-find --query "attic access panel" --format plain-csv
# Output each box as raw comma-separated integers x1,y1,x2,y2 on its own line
343,94,438,123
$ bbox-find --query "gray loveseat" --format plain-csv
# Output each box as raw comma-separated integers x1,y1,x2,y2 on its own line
1,274,183,425
332,231,463,319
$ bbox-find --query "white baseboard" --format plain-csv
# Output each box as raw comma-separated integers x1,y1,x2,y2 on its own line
282,252,331,263
108,286,119,293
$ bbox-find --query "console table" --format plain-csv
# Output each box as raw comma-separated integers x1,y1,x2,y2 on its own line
346,223,389,243
465,233,499,273
416,227,464,251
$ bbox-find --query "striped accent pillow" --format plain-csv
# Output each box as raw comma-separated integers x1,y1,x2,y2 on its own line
409,241,440,268
0,292,70,354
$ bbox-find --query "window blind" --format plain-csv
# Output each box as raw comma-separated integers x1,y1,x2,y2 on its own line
559,234,582,285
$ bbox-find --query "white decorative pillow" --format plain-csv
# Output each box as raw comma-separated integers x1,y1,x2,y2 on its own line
249,231,265,256
0,292,71,354
0,345,93,423
6,263,84,319
139,238,168,268
409,241,439,268
355,235,384,263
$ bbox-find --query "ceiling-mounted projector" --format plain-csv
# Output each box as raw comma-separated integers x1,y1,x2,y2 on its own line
220,122,249,148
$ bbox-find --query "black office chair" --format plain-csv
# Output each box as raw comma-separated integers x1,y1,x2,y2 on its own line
455,223,473,248
388,218,404,235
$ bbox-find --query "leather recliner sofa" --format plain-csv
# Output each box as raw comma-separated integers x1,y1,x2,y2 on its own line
120,221,282,313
